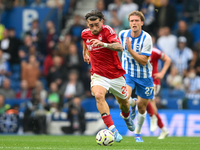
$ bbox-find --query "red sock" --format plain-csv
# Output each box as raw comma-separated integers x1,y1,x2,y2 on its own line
147,102,154,117
121,110,130,118
156,113,164,128
102,114,114,128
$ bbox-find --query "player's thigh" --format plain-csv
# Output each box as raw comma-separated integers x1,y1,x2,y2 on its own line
91,85,107,99
91,74,109,99
137,95,149,113
108,76,128,100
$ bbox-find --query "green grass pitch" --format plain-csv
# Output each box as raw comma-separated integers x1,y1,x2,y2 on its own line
0,135,200,150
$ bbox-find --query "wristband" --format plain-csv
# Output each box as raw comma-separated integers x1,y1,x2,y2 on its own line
103,43,108,48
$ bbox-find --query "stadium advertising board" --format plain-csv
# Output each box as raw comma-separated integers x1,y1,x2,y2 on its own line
83,109,200,137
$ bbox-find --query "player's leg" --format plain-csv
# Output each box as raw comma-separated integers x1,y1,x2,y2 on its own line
134,77,154,142
124,74,137,120
91,74,122,142
91,85,109,114
152,84,169,139
126,85,137,120
151,100,169,139
109,76,135,131
148,84,159,132
134,96,148,142
148,101,158,132
157,112,169,139
115,96,135,131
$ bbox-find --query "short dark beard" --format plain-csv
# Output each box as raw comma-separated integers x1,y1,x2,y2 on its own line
91,30,100,35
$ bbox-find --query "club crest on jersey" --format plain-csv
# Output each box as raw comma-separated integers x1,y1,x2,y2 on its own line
136,44,140,52
98,34,102,41
86,39,90,43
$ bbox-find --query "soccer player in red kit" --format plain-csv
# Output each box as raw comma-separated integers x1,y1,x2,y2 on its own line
147,35,171,139
81,10,135,142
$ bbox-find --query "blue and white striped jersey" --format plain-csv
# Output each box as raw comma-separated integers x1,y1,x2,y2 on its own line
119,29,153,78
184,76,200,99
171,47,193,75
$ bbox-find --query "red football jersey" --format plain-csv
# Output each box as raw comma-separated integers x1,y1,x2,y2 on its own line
81,25,126,79
149,47,165,85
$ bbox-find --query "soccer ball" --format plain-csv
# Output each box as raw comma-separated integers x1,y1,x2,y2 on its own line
96,129,115,146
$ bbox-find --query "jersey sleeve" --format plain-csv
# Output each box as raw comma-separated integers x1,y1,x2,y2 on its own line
155,49,164,60
118,30,125,43
81,30,85,39
140,35,153,56
104,25,121,44
81,28,90,40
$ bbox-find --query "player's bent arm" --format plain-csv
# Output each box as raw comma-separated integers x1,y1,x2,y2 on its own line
82,42,90,64
160,54,171,75
105,42,123,52
128,49,149,66
90,39,122,52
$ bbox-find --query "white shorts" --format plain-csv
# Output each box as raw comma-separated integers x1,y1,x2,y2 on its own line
91,73,128,99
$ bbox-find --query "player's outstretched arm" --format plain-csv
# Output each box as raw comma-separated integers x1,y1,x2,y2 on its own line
126,37,149,66
82,42,90,64
90,39,123,52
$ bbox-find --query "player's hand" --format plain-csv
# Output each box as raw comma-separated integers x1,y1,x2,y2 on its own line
126,37,132,52
83,54,90,64
153,72,164,79
90,39,103,47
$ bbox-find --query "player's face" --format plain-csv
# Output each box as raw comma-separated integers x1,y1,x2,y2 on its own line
87,19,103,35
129,15,143,33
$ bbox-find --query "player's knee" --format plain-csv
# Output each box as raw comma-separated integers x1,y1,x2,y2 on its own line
138,108,146,114
94,92,105,102
138,103,147,114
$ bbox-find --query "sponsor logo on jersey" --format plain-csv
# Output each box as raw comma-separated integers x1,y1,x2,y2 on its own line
136,44,140,52
87,45,92,51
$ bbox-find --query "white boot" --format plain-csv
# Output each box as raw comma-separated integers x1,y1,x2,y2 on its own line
158,127,169,139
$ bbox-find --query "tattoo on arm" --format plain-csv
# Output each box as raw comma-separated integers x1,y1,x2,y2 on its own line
107,43,123,51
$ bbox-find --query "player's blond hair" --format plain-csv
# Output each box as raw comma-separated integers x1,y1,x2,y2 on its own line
128,11,145,22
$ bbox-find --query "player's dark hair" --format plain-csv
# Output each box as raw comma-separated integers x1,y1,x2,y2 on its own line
85,10,105,21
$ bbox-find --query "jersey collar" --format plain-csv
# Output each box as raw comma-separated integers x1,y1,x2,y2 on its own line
128,29,143,39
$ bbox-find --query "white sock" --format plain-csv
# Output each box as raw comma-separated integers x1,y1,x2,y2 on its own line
161,126,167,132
108,125,115,131
129,97,136,107
135,111,147,134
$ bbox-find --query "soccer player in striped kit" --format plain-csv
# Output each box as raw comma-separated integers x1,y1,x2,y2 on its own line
119,11,154,142
81,10,135,142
